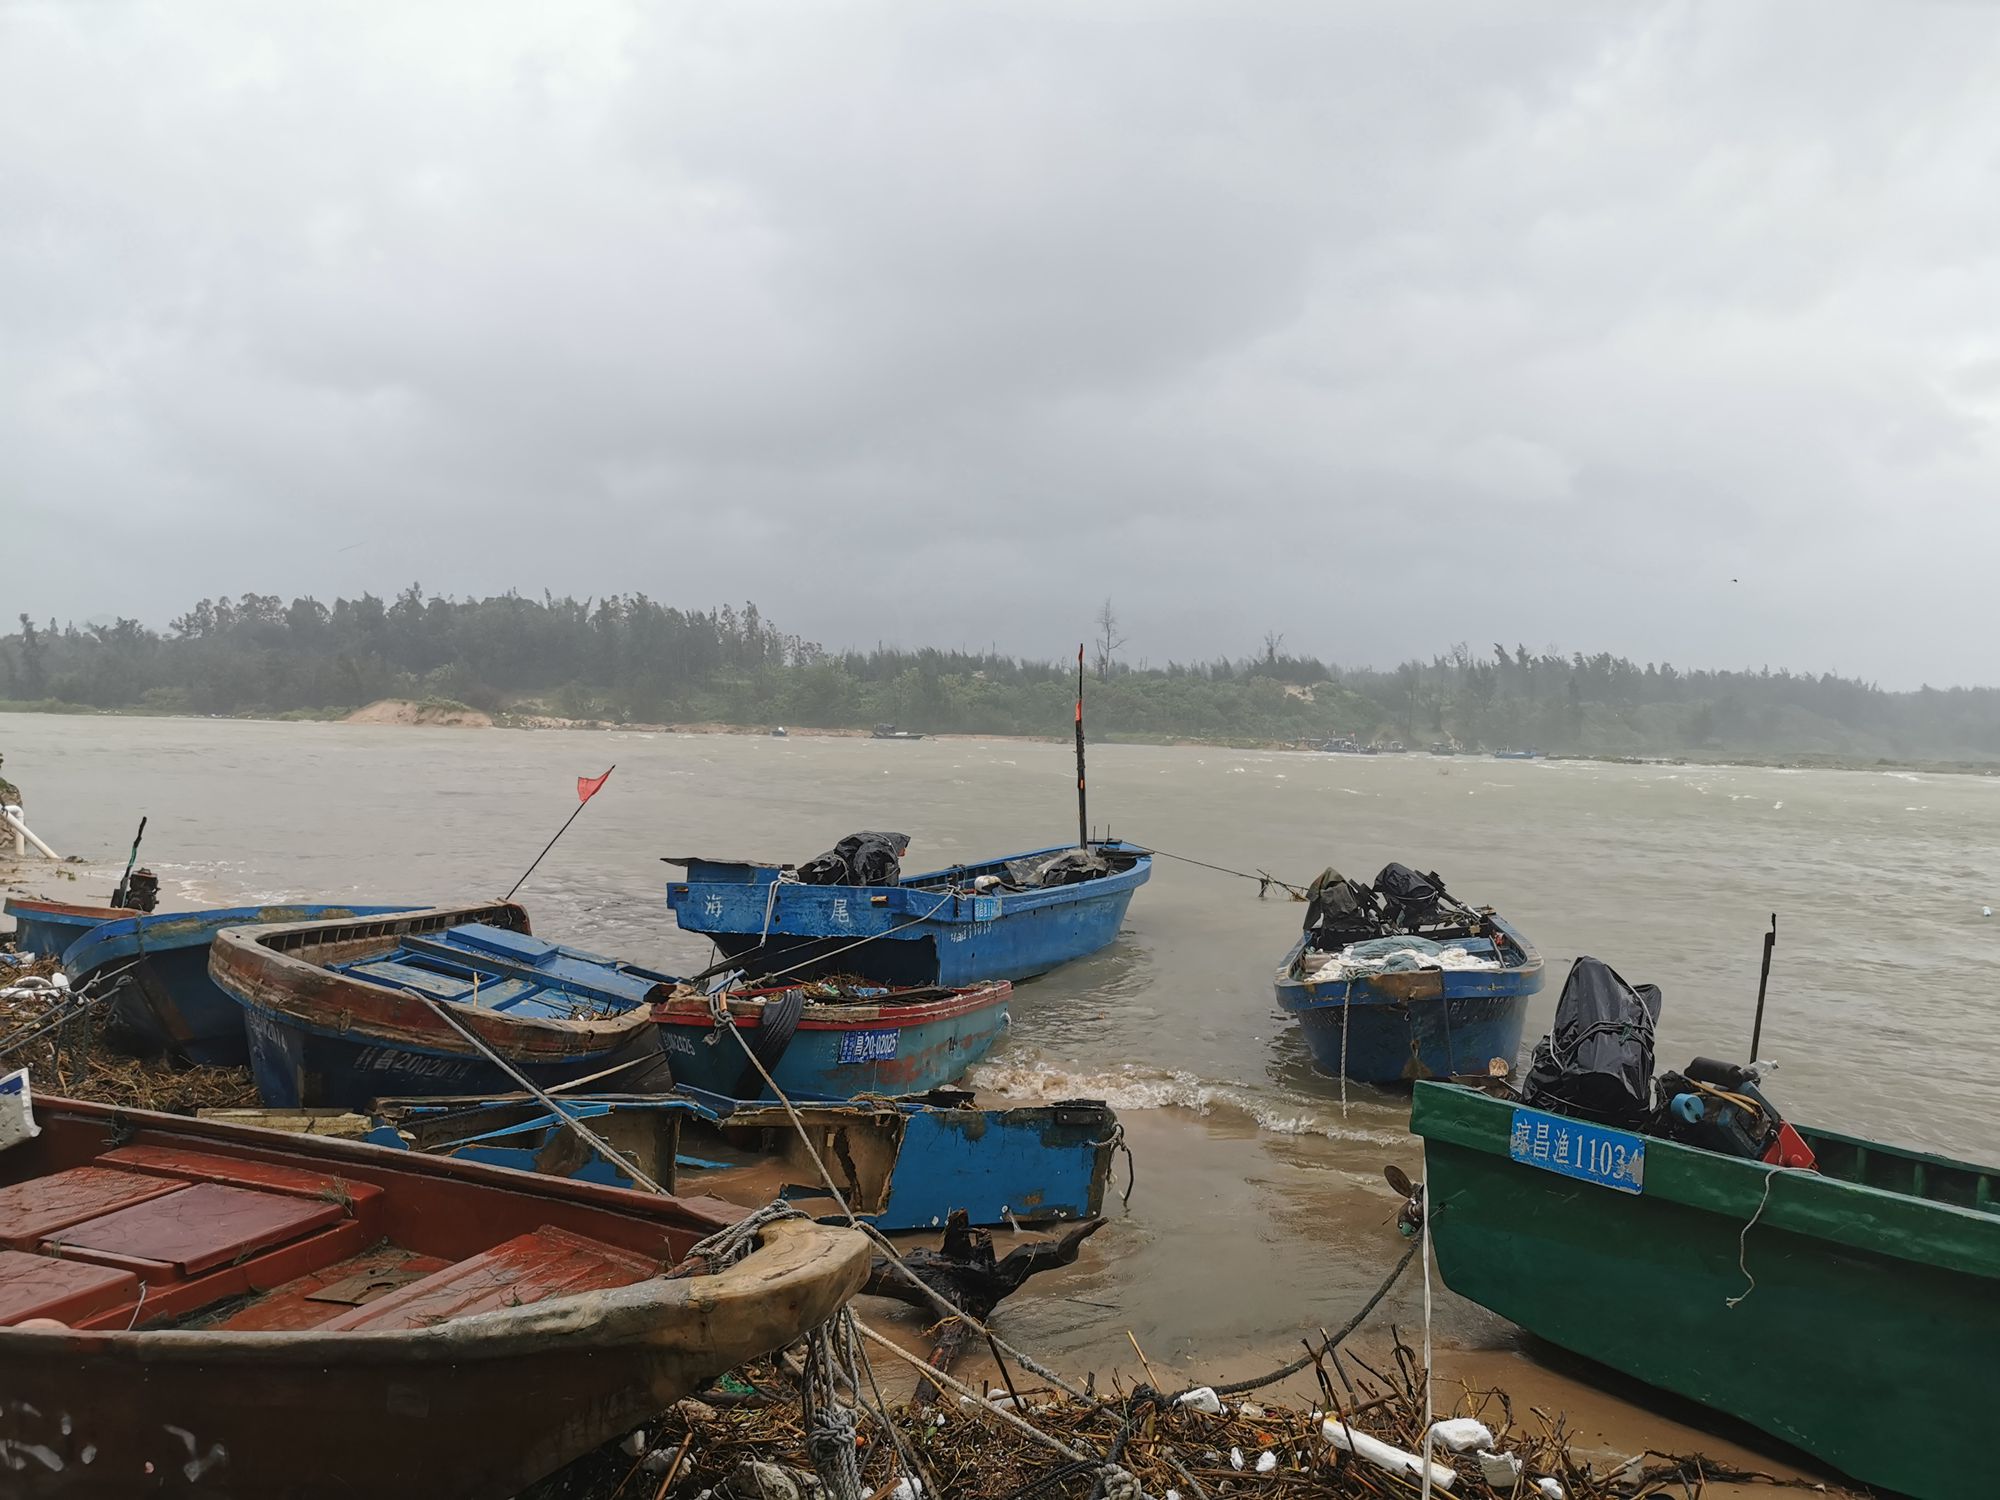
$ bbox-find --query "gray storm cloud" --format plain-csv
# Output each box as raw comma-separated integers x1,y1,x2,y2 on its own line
3,1,1995,685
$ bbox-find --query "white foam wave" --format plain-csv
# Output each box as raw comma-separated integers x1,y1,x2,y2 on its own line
965,1056,1402,1144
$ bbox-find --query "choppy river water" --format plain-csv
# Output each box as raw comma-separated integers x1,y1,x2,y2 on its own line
4,713,1995,1404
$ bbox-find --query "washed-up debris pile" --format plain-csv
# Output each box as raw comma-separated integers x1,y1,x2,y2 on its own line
530,1325,1830,1500
0,952,259,1112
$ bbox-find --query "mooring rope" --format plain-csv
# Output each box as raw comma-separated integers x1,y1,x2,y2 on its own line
1129,845,1308,900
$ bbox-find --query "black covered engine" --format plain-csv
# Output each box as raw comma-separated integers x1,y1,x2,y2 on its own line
1374,862,1447,931
796,831,911,888
1520,956,1662,1127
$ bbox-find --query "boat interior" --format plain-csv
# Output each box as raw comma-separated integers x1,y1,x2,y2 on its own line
1801,1125,1998,1213
254,906,678,1022
0,1103,718,1335
902,841,1147,893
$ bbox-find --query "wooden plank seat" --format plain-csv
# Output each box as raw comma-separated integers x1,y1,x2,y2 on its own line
0,1165,188,1251
44,1183,347,1278
320,1225,660,1331
0,1249,141,1325
98,1144,386,1212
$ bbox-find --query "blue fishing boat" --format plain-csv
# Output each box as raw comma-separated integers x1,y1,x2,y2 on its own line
62,903,414,1066
354,1090,1120,1231
3,896,138,959
653,979,1012,1102
665,838,1152,987
1274,863,1545,1083
209,904,675,1108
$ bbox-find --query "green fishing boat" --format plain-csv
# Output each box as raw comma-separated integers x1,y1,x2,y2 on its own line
1411,1081,1998,1500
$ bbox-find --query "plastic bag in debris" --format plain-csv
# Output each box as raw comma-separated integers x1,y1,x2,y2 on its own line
1002,848,1109,889
0,1069,41,1153
796,831,911,888
1520,956,1662,1127
1426,1418,1495,1452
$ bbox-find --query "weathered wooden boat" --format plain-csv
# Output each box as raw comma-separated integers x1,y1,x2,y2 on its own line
0,1093,868,1500
210,905,675,1108
1275,868,1544,1083
1411,1080,2000,1500
342,1090,1119,1231
665,840,1152,987
870,723,924,740
654,979,1012,1101
2,896,138,959
61,903,413,1067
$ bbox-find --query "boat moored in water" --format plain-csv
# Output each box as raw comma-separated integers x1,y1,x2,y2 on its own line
0,1092,869,1500
209,905,675,1108
654,978,1013,1101
666,836,1152,987
1274,863,1544,1083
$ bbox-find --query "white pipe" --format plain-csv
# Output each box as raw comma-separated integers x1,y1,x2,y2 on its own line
0,806,58,862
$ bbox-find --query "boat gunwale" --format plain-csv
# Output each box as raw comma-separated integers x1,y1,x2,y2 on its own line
1412,1081,2000,1280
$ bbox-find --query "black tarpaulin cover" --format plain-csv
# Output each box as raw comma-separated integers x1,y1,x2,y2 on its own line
796,831,912,887
1520,955,1663,1126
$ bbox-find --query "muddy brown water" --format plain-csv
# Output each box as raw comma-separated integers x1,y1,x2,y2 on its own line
5,713,1995,1481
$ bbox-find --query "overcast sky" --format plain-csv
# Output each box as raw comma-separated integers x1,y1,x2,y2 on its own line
4,2,1996,686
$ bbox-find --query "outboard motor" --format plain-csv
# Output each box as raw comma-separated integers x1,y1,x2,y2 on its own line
1374,863,1445,931
1655,1057,1817,1169
1303,868,1382,947
1519,956,1663,1127
113,867,161,913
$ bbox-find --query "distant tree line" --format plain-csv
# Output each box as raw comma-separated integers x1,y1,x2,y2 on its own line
4,588,2000,761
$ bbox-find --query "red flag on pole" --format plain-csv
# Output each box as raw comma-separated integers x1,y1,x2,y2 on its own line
577,767,614,804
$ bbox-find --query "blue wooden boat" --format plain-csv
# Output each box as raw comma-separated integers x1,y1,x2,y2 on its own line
353,1090,1119,1231
209,905,675,1108
62,903,414,1067
1274,869,1544,1083
3,896,138,959
653,979,1012,1101
664,840,1152,987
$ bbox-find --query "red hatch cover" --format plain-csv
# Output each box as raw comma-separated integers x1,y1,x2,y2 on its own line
321,1225,656,1332
0,1250,139,1326
43,1183,345,1276
0,1166,188,1251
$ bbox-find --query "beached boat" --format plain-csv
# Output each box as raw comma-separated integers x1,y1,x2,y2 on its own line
665,840,1152,987
1274,865,1544,1083
654,979,1012,1101
870,723,924,740
2,896,138,959
210,905,675,1108
0,1092,868,1499
337,1090,1119,1231
62,903,413,1067
1411,1080,1999,1500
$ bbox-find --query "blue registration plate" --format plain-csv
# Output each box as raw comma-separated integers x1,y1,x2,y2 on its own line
838,1029,900,1064
1508,1107,1645,1194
